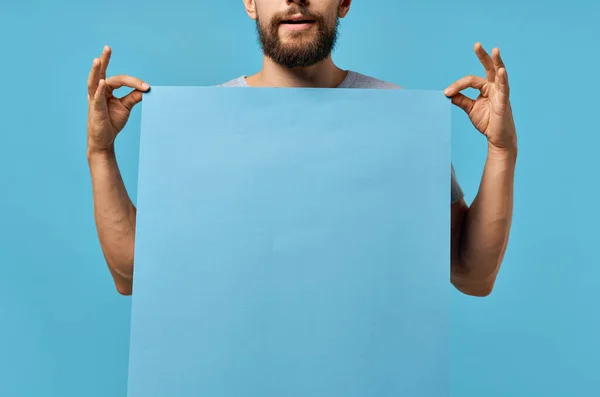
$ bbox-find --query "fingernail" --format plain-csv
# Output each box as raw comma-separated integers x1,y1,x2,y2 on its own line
444,88,451,95
141,82,150,89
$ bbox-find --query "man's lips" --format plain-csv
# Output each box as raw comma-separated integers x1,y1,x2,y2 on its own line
280,15,316,31
281,14,316,23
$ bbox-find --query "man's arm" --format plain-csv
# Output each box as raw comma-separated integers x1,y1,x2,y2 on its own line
88,149,137,295
86,45,148,296
450,147,517,296
451,149,517,296
445,43,518,296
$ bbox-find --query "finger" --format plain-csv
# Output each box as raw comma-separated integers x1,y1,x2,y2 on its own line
492,48,506,75
120,90,144,111
495,67,510,104
87,58,101,98
444,75,487,97
492,48,509,101
475,42,495,82
99,46,112,80
450,93,475,114
93,79,108,112
106,75,150,92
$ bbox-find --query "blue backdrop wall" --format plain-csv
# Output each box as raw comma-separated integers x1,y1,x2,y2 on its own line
1,0,598,396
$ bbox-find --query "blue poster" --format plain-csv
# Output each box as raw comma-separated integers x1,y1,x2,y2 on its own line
128,87,451,397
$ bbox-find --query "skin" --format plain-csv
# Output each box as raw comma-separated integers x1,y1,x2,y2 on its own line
87,0,517,297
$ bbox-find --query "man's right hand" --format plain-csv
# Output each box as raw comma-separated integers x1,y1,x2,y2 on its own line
86,45,150,156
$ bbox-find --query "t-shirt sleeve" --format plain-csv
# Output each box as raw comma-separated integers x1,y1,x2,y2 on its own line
451,164,465,204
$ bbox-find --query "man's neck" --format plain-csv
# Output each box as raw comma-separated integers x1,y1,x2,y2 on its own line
245,56,348,88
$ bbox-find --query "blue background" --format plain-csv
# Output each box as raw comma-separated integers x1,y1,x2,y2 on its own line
0,0,598,396
128,87,450,397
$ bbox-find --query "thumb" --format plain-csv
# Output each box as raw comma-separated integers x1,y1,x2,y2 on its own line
450,93,474,114
120,90,144,111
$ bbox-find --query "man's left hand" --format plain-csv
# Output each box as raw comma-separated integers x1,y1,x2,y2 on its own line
444,42,517,154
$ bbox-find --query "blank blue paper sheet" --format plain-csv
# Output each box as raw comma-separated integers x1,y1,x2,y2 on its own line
128,87,451,397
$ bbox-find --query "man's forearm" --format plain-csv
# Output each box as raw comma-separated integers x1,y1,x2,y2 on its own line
455,145,517,288
87,148,137,294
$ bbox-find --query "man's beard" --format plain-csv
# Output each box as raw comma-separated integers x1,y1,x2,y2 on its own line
256,10,340,68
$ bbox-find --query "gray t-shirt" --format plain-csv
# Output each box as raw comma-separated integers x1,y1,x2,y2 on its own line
219,71,465,204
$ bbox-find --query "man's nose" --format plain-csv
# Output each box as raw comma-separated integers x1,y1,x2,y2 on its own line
286,0,309,5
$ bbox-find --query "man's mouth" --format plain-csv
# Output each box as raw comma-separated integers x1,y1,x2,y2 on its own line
280,14,316,25
279,15,316,31
281,19,315,24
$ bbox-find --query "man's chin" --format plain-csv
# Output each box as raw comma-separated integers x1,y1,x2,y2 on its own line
270,53,329,68
279,32,318,45
277,38,321,54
